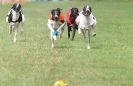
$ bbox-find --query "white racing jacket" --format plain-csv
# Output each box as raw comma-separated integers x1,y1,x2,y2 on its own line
76,11,96,29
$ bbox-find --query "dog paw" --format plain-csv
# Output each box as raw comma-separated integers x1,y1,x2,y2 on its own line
13,36,17,43
59,35,62,39
51,44,55,48
87,45,91,49
20,29,24,33
92,33,96,37
13,39,16,43
9,29,12,34
53,36,57,40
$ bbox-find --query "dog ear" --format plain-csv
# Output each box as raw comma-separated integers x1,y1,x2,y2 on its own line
83,6,87,15
76,8,79,13
71,8,74,13
76,8,79,15
89,6,92,12
17,4,21,11
57,8,62,11
12,3,17,10
51,9,55,20
57,8,62,15
51,9,54,14
83,6,86,12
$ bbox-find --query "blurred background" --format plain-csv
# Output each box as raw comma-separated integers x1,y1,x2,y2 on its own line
0,0,132,4
0,0,74,4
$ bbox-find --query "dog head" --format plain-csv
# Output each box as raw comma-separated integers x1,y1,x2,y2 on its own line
12,3,21,13
51,8,62,21
71,8,79,16
83,5,92,16
70,8,79,24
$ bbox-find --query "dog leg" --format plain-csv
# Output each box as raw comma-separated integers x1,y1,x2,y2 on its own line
58,23,65,39
50,32,55,48
87,29,91,49
59,28,64,39
13,30,17,43
51,38,55,48
19,22,24,33
78,28,82,34
81,29,86,39
68,27,71,39
72,28,76,40
90,24,96,37
9,25,13,34
13,25,19,43
71,24,78,40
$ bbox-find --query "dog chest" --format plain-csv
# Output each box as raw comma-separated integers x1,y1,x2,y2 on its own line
78,13,96,29
12,10,20,22
79,15,89,28
51,21,62,30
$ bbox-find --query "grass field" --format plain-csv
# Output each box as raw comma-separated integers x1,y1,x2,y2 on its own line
0,0,133,86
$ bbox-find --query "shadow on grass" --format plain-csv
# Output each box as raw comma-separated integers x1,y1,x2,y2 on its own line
91,45,103,50
55,45,84,49
17,39,27,42
54,46,71,49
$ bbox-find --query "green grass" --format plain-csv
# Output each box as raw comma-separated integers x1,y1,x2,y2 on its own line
0,1,133,86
